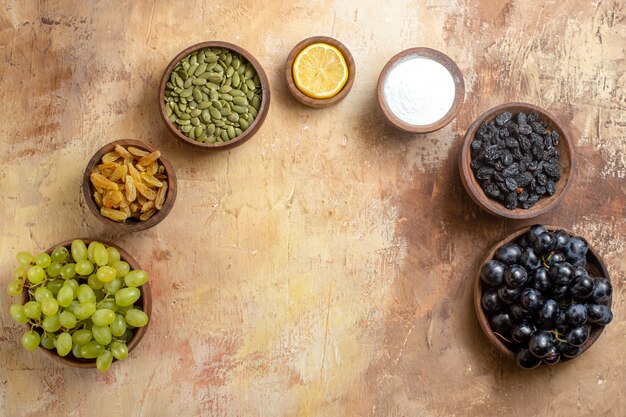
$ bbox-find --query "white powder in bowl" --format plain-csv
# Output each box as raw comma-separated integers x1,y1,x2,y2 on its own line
383,56,456,126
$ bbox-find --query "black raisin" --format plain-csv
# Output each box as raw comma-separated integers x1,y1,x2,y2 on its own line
536,173,548,186
528,112,539,123
519,124,532,135
544,163,560,179
476,166,495,180
505,192,518,210
522,194,541,209
551,130,560,145
502,163,520,177
499,128,510,138
471,140,483,152
546,180,557,196
516,112,527,125
520,136,531,151
516,172,533,187
505,137,519,148
535,185,547,195
496,111,512,126
502,152,513,166
505,177,518,191
518,190,529,203
485,183,501,199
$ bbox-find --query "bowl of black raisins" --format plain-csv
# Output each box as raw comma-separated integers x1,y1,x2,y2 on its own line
474,225,613,369
459,103,575,219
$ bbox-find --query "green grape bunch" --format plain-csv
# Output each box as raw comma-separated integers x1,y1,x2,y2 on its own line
7,239,149,372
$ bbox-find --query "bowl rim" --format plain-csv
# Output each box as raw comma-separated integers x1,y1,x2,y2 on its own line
284,36,356,108
158,41,271,150
474,225,612,363
376,47,465,133
459,102,575,219
22,238,152,368
82,139,177,232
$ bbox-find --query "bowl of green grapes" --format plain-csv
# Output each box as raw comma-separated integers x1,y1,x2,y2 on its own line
6,239,152,371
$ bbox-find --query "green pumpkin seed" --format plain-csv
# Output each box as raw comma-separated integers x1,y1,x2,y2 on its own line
194,126,204,137
173,87,182,94
239,118,249,130
181,124,193,133
228,113,239,122
235,127,243,136
198,101,211,110
211,100,222,110
177,70,188,80
188,101,198,110
223,77,232,87
198,71,211,80
178,113,191,120
225,55,233,66
192,78,207,86
232,105,247,114
184,77,194,88
190,54,198,66
190,108,202,117
252,96,261,110
219,93,233,101
237,65,245,75
190,117,200,126
182,61,190,71
249,106,258,117
246,90,255,100
230,89,244,97
198,50,205,63
220,107,231,116
205,82,219,90
209,89,219,100
232,58,240,70
192,88,203,102
226,66,235,77
205,52,218,62
166,105,173,117
179,87,193,98
245,67,255,79
245,79,256,90
207,135,216,143
187,63,199,77
202,92,209,101
216,120,226,128
232,72,241,87
233,96,248,106
214,64,223,74
241,83,249,94
201,109,211,123
208,73,222,83
189,127,196,139
209,107,221,120
220,85,233,94
194,63,207,76
206,124,216,135
166,82,175,90
169,113,177,123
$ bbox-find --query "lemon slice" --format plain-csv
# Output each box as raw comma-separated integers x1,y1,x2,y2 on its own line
292,43,349,99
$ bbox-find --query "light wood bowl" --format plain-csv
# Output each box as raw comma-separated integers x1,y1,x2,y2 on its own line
459,103,575,219
285,36,356,108
377,47,465,133
158,41,271,150
83,139,177,232
21,239,152,368
474,226,612,364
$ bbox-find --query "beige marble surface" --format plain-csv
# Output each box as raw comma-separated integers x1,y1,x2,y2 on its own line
0,1,624,416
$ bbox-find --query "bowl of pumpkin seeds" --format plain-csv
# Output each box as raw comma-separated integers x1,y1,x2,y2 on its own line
159,41,270,150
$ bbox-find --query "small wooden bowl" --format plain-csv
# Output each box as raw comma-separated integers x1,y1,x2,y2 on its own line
474,226,612,364
22,239,152,368
285,36,356,108
83,139,177,232
459,103,575,219
159,41,271,150
377,47,465,133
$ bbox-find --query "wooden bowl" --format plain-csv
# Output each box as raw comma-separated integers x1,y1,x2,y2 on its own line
159,41,271,150
474,226,612,364
285,36,356,108
83,139,177,232
22,238,152,368
377,47,465,133
459,102,575,219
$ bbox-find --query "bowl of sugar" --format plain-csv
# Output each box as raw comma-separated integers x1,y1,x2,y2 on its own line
377,47,465,133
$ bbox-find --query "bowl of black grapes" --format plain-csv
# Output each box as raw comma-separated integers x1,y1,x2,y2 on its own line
475,225,613,369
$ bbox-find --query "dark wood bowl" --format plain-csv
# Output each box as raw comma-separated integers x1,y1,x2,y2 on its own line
158,41,271,150
21,239,152,368
474,226,612,364
83,139,177,232
376,47,465,133
285,36,356,108
459,102,575,219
